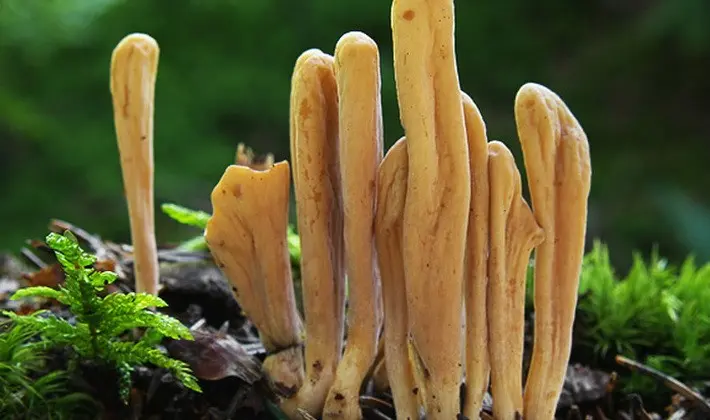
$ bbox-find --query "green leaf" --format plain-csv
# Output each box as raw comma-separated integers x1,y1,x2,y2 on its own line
175,235,208,251
10,286,62,301
287,224,301,264
46,231,96,269
89,270,118,287
161,203,211,229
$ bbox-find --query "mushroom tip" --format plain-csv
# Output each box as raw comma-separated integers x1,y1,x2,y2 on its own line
487,140,509,158
335,31,378,52
514,83,555,111
113,33,159,55
461,90,474,105
516,82,546,96
295,48,329,70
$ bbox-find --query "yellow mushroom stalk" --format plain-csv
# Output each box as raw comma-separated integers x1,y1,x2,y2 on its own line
110,33,160,295
205,160,305,396
392,0,471,416
516,83,592,420
324,31,384,419
461,92,490,419
487,141,544,420
375,138,420,420
283,49,345,418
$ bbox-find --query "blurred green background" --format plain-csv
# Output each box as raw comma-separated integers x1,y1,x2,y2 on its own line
1,0,709,269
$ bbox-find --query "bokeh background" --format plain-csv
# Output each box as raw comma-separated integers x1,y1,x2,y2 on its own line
1,0,709,269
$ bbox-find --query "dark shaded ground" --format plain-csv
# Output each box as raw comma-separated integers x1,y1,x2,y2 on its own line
1,220,708,419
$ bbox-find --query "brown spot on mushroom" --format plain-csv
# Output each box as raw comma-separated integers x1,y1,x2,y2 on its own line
312,360,323,372
233,184,242,198
412,387,419,395
334,393,344,401
299,98,312,120
403,10,415,20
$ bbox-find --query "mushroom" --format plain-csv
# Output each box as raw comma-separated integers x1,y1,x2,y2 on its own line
461,92,491,419
515,83,592,420
392,0,471,416
487,141,544,420
324,31,384,419
110,33,160,295
205,158,305,397
281,49,346,418
374,137,420,420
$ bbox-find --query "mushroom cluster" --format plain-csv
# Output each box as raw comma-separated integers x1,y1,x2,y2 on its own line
107,0,591,418
205,1,591,419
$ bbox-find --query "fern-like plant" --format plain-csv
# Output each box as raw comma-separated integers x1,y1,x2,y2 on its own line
3,231,202,403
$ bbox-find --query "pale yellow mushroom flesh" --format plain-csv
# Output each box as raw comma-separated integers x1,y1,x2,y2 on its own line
110,33,160,296
461,92,491,420
392,0,471,416
205,161,305,396
375,137,420,420
487,141,544,420
324,31,384,420
282,49,346,418
516,83,592,420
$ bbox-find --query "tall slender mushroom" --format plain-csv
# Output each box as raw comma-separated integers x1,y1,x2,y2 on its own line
461,92,490,419
324,31,384,419
375,137,420,420
487,141,544,420
516,83,592,420
392,0,471,416
282,49,345,418
205,159,305,396
110,33,160,295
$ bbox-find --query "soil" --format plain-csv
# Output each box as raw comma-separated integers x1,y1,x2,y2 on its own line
1,220,708,420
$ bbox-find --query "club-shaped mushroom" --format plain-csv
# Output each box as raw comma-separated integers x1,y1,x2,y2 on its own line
516,83,592,420
487,141,544,420
282,49,346,418
375,137,420,420
392,0,472,416
324,31,384,419
461,92,491,419
110,33,160,295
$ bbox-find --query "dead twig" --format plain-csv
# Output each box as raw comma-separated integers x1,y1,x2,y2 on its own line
615,355,710,414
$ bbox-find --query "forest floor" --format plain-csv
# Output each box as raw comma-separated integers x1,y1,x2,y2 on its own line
0,220,708,420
